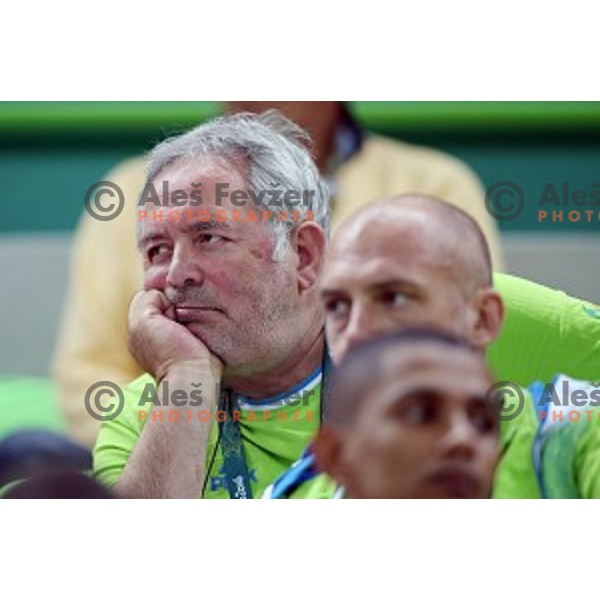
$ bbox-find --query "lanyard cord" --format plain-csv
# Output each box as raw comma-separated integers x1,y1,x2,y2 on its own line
201,408,224,498
320,341,333,425
201,340,331,498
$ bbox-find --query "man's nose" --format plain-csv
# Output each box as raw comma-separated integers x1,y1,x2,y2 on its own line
165,244,205,290
440,415,477,462
343,303,382,355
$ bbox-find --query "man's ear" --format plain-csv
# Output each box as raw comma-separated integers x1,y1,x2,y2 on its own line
468,288,505,350
290,222,326,294
313,426,350,486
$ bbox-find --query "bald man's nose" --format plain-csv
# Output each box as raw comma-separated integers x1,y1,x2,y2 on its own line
165,244,205,290
343,304,385,356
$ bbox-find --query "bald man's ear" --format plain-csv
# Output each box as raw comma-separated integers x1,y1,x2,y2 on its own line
313,426,350,486
468,288,505,350
290,222,326,294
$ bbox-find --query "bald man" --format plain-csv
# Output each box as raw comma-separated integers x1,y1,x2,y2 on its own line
323,194,499,364
266,195,600,498
323,195,600,385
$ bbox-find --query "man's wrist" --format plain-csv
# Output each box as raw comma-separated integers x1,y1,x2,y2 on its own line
158,357,222,387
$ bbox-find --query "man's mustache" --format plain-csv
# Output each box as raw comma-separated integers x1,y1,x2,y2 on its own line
165,288,225,311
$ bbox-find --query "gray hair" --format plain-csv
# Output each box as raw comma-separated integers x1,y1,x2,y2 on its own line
144,110,331,259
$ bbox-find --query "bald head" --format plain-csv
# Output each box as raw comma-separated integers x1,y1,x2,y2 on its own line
332,194,492,297
322,193,504,362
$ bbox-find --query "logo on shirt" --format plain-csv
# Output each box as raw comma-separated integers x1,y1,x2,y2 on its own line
233,475,248,499
210,465,257,494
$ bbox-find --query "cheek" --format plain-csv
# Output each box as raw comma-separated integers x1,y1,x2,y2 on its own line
381,303,429,329
209,267,239,294
143,266,167,291
396,304,454,333
434,296,467,328
377,425,434,472
215,257,283,301
325,323,344,361
480,440,500,478
208,259,278,309
350,421,422,477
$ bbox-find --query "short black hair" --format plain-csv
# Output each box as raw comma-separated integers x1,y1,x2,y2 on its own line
4,471,114,499
324,327,479,427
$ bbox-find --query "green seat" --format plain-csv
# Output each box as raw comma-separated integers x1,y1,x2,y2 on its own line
0,376,67,440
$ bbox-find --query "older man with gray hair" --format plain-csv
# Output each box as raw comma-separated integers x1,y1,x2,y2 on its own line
93,111,330,498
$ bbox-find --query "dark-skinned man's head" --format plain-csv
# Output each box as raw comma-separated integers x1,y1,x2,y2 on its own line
314,329,499,499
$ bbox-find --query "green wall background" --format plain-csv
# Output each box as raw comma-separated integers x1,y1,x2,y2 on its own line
1,101,599,232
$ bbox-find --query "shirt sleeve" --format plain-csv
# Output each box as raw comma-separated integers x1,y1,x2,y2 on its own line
534,376,600,499
92,375,151,488
576,419,600,499
489,273,600,387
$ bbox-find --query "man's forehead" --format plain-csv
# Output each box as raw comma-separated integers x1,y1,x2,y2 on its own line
137,155,268,244
381,344,484,374
323,253,411,287
151,157,246,191
325,211,454,285
375,346,490,396
322,243,441,291
334,210,448,260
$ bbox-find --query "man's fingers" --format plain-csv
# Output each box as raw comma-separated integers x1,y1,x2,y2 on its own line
130,290,172,320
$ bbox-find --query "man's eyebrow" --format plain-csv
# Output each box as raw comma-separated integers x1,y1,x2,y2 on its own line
180,219,235,235
320,277,419,296
137,231,167,250
369,279,419,292
137,219,236,249
382,385,441,407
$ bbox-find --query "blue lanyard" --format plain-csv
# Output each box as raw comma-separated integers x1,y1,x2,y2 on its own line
218,390,254,499
216,343,332,500
268,446,317,499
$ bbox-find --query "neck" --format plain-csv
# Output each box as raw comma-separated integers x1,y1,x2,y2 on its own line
225,328,325,399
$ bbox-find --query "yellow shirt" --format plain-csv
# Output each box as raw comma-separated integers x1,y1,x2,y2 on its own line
52,135,504,446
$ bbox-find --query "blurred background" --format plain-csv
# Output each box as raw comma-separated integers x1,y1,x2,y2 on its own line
1,101,599,437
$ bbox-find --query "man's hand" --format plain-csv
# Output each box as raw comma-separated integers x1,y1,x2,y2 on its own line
116,290,224,498
128,290,222,382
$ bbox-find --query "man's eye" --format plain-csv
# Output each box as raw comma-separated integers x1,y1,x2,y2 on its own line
469,407,496,434
148,244,171,262
400,399,437,425
197,234,225,245
381,291,409,308
324,299,350,319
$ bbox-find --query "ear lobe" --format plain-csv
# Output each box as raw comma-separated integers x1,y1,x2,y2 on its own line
291,222,326,293
470,288,504,349
313,426,348,485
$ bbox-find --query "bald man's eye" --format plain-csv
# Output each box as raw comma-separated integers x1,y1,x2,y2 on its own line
324,298,350,321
